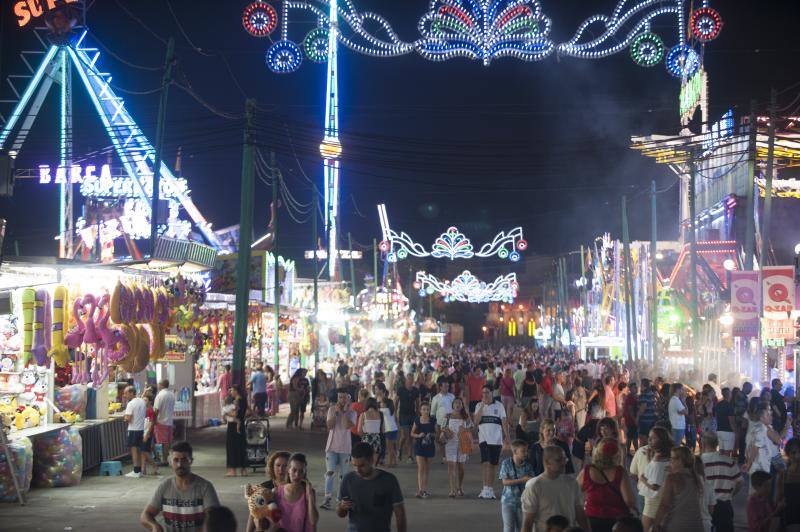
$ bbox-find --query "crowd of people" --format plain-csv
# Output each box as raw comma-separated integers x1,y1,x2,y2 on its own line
132,345,799,532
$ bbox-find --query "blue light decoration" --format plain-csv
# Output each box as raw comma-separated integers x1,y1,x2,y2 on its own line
266,40,303,73
244,0,719,72
377,204,526,263
415,270,518,304
416,0,554,65
321,0,341,278
665,44,699,78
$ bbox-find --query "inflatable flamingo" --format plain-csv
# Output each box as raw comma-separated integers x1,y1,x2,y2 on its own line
96,294,130,363
64,297,86,349
81,294,100,346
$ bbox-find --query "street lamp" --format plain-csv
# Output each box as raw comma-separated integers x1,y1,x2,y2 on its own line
723,259,735,271
655,252,664,260
719,313,734,327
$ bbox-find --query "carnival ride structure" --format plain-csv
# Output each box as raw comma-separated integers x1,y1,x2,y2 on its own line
0,28,224,259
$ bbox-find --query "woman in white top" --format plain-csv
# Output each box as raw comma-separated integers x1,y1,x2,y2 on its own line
376,384,398,467
442,397,473,498
640,426,673,531
357,398,384,466
745,403,782,475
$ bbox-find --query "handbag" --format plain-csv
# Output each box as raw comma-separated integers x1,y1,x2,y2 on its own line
458,422,474,455
439,414,454,444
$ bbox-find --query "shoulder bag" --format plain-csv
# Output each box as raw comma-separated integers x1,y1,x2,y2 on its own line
459,419,474,455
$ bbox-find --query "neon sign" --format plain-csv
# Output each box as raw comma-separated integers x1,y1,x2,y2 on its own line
701,109,734,156
679,67,706,124
39,163,189,200
13,0,79,28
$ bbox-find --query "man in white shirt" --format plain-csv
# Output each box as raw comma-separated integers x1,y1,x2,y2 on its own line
552,372,567,420
124,385,147,478
430,377,455,427
474,385,508,499
521,446,589,532
668,383,687,446
706,373,723,401
153,379,176,460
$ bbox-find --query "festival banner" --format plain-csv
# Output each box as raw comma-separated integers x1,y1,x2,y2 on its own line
730,271,759,337
762,266,795,318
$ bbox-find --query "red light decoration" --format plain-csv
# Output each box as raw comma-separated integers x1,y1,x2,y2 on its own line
438,5,474,28
690,8,722,42
379,240,390,252
243,2,278,38
516,239,528,251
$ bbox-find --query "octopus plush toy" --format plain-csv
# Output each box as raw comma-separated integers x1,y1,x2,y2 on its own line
245,484,285,532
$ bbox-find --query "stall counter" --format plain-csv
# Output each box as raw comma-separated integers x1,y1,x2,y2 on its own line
192,389,221,428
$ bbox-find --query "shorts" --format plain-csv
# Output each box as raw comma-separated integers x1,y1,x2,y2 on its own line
479,442,502,465
398,414,414,428
384,430,398,441
127,430,144,449
637,421,654,438
141,436,153,453
154,423,172,444
717,430,735,451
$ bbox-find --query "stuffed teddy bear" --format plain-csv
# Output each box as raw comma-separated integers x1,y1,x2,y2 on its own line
245,484,286,532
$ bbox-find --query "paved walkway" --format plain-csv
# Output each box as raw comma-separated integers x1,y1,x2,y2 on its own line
2,408,751,531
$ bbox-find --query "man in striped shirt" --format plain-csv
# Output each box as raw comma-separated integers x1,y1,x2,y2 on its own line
140,441,220,532
701,432,742,532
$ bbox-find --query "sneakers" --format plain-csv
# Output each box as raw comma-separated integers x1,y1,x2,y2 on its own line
477,487,496,499
320,497,332,510
125,471,142,478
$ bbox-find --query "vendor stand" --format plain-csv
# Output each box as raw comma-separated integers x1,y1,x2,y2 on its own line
0,244,214,497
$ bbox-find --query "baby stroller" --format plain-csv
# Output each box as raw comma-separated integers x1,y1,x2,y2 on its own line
245,417,271,472
310,398,329,430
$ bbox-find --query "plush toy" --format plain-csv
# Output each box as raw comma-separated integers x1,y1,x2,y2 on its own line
32,367,47,404
245,484,285,532
0,396,18,430
31,289,50,366
19,367,36,405
14,405,41,431
20,288,36,367
49,285,70,367
64,297,85,349
108,402,121,415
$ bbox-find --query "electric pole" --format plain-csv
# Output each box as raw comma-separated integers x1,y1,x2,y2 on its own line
760,89,777,268
744,101,758,270
231,99,256,387
688,155,701,370
651,180,658,366
272,151,280,371
150,37,176,252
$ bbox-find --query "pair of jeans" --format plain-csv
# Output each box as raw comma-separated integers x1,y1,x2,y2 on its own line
712,499,734,532
671,428,685,446
501,502,523,532
324,451,350,499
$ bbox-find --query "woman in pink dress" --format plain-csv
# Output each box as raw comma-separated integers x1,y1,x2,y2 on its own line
274,453,318,532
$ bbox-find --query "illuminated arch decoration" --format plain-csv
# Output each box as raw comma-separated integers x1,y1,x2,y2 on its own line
415,270,518,303
378,204,526,263
242,2,279,37
244,0,720,71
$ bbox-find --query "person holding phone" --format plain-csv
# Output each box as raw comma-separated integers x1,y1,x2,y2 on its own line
272,453,318,532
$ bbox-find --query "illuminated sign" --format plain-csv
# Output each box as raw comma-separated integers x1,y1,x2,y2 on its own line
39,163,188,200
304,249,362,260
701,109,734,156
679,68,706,124
13,0,79,28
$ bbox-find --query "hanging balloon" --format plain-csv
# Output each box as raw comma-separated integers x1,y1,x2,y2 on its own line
303,27,330,63
242,2,278,37
266,40,303,73
630,32,665,67
690,8,723,42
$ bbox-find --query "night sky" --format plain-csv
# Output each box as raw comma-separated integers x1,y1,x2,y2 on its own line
1,1,799,326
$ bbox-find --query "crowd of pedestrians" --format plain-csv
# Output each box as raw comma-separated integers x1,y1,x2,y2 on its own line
129,344,799,532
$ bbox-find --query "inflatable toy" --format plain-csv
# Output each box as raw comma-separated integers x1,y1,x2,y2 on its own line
80,294,99,345
97,294,130,363
20,288,35,366
64,297,85,349
0,435,32,501
32,427,82,488
31,289,50,366
49,285,70,367
54,384,86,417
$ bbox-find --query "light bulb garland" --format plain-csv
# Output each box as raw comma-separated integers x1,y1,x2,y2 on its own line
415,270,518,304
377,204,526,263
243,2,279,37
244,0,720,74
